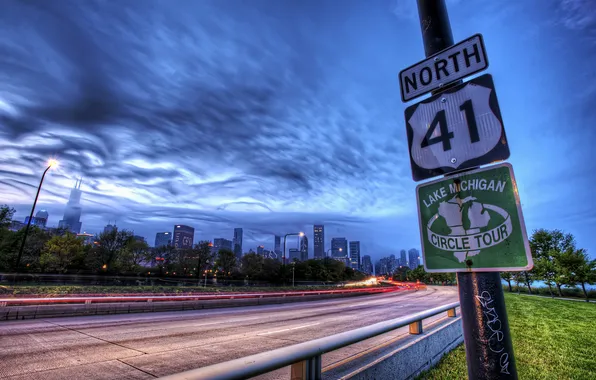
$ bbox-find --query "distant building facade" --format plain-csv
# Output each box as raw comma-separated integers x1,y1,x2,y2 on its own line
77,233,95,245
289,248,301,262
313,225,325,259
349,241,361,270
233,228,243,259
300,235,309,261
331,237,348,263
408,249,420,270
173,225,194,249
214,238,233,252
58,179,83,234
25,210,49,228
274,235,281,258
103,224,117,234
361,255,373,274
155,232,172,247
400,249,407,267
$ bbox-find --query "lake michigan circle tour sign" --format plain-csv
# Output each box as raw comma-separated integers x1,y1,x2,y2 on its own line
416,163,532,272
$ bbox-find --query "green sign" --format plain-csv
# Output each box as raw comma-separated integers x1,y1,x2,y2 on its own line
416,163,532,272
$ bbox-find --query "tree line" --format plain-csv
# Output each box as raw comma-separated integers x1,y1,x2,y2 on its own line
388,229,595,300
0,205,366,284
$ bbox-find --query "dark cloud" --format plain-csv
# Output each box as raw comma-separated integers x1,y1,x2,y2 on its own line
1,0,595,259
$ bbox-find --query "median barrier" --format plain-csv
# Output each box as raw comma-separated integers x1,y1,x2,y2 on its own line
0,286,414,320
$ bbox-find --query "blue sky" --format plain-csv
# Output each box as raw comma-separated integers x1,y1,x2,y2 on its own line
0,0,594,261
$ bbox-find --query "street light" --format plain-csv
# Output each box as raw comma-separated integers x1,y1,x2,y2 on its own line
326,247,342,259
282,231,304,266
291,262,296,287
15,159,58,271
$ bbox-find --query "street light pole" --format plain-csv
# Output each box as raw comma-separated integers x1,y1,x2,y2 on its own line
291,262,295,287
15,160,57,272
282,232,304,266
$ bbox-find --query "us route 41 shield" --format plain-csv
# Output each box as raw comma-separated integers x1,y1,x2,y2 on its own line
416,163,532,273
405,74,510,181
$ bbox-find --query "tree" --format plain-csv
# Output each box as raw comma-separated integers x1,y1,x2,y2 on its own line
193,241,214,279
512,272,525,294
262,258,282,283
501,272,513,292
88,229,134,272
521,270,534,294
533,256,556,297
118,239,151,273
216,249,237,279
409,265,428,282
241,253,264,279
0,204,15,229
562,248,595,301
393,266,411,282
40,233,85,273
530,229,578,297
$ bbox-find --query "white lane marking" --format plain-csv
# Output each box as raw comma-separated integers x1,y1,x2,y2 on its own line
259,322,321,335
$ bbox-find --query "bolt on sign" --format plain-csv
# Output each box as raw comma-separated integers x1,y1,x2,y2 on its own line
404,74,510,181
416,163,532,273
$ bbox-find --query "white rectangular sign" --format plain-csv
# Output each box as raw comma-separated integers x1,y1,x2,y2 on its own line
399,34,488,102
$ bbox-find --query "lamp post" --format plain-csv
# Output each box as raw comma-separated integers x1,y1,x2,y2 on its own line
15,159,58,272
282,231,304,266
291,262,296,287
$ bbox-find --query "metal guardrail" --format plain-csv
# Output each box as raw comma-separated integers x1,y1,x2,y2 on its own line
157,301,460,380
0,286,404,307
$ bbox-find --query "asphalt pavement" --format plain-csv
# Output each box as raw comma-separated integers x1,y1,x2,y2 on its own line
0,286,458,380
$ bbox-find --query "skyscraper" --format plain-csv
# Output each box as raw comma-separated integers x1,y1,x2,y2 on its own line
233,228,243,260
58,179,83,234
349,241,361,270
214,238,233,252
408,248,421,270
103,224,117,234
257,245,264,256
155,232,171,247
361,255,373,274
400,249,407,267
34,210,48,227
173,225,194,249
289,248,300,262
331,237,348,262
25,209,48,228
300,235,309,261
313,225,324,258
274,235,281,257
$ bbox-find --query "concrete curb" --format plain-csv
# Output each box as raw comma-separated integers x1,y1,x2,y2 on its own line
0,290,412,321
339,318,463,380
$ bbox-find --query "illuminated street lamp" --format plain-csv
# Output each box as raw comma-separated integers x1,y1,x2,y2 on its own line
282,231,304,266
16,159,58,271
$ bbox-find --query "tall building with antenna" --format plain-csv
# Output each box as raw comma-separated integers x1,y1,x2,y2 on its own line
58,178,83,234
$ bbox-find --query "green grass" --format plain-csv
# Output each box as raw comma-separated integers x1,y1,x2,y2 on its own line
0,284,381,297
419,293,596,380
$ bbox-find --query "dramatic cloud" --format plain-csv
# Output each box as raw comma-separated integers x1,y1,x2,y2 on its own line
1,0,595,259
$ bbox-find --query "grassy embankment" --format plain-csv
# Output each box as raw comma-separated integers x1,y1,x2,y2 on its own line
0,284,383,297
419,293,596,380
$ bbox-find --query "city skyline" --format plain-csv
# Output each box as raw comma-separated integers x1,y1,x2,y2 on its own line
2,1,594,262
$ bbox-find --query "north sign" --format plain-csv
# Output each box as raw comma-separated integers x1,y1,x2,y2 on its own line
405,74,509,182
416,163,532,273
399,34,488,102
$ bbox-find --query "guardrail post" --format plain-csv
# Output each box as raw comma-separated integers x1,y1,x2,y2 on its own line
409,320,423,335
447,307,457,317
290,355,321,380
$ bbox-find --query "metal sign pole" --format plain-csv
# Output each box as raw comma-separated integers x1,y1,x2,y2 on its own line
415,1,518,379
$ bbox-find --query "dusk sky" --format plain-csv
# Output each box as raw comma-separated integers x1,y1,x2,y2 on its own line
1,0,594,261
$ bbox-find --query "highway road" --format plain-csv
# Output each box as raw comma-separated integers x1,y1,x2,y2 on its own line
0,286,458,380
